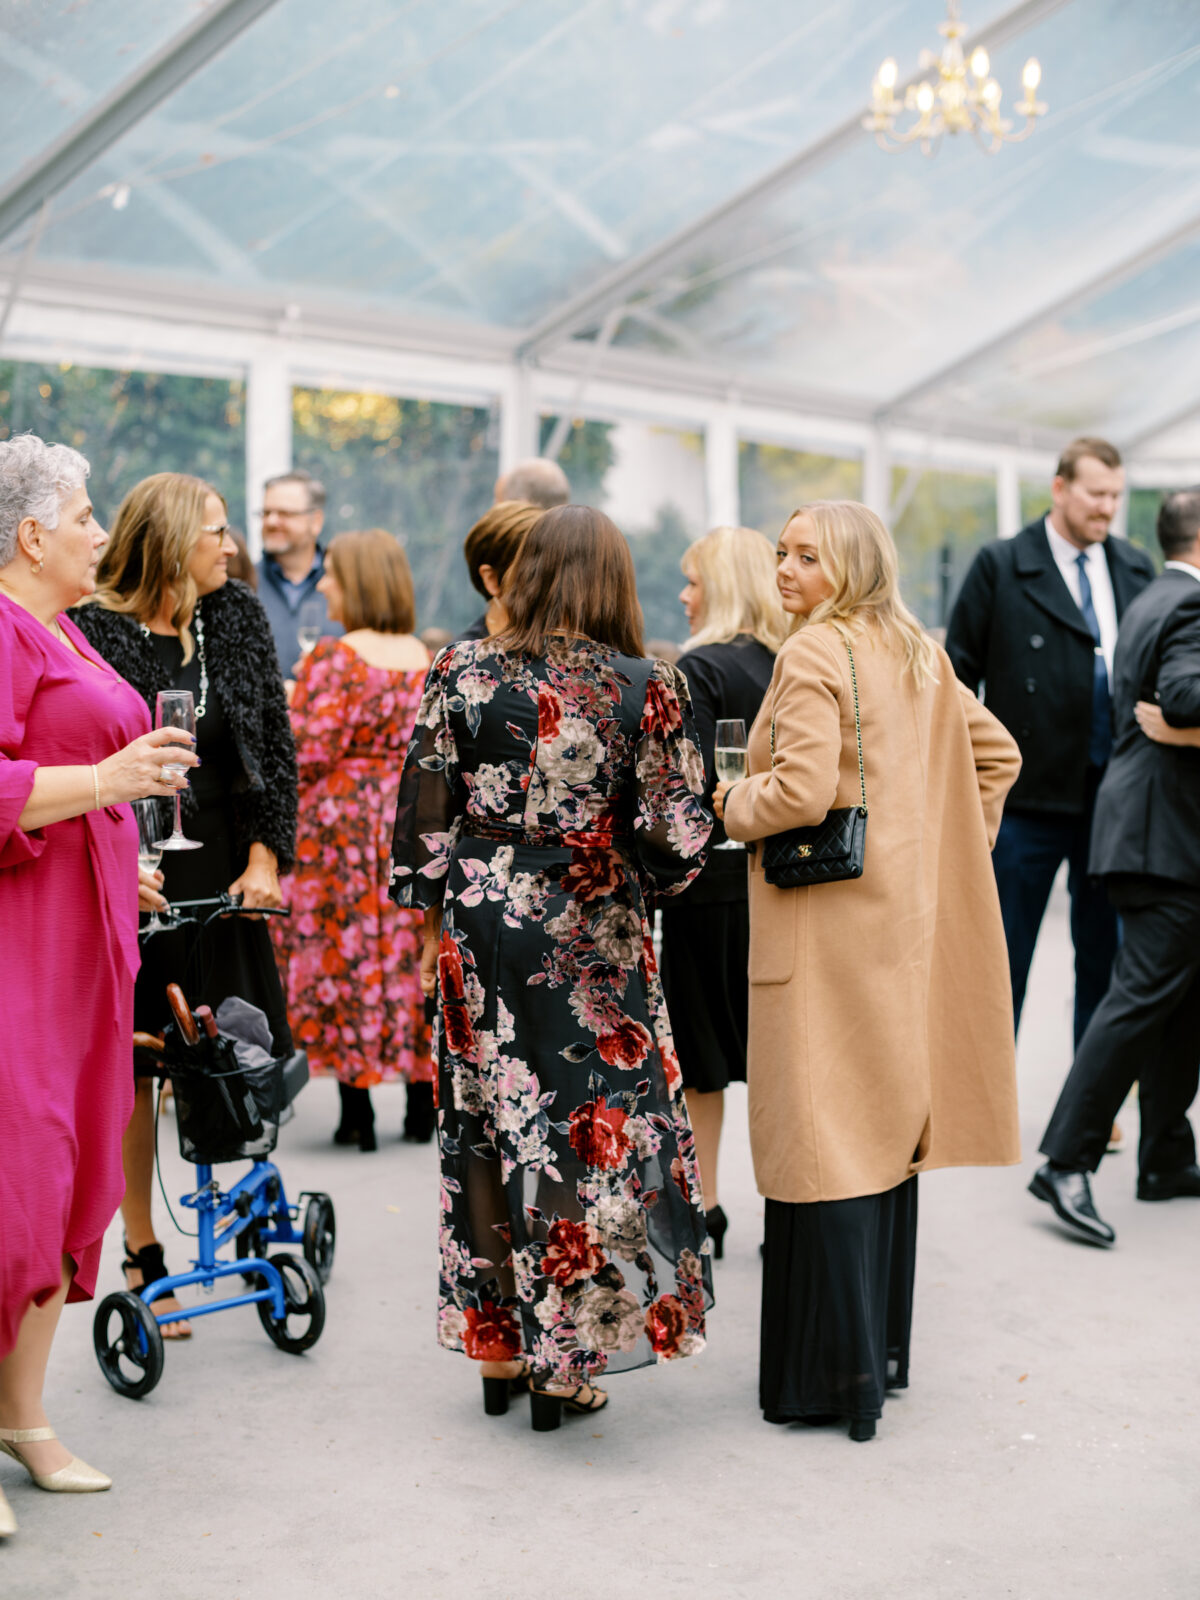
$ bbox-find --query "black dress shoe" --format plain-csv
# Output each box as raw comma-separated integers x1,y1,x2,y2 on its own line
1028,1163,1115,1246
1137,1164,1200,1202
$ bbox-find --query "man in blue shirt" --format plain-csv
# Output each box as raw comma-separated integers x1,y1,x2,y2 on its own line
255,468,342,672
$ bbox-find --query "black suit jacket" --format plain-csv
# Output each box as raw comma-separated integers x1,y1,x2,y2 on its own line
945,518,1156,813
1088,569,1200,886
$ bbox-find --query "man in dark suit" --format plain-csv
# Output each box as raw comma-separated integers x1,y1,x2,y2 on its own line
1029,489,1200,1244
946,438,1156,1050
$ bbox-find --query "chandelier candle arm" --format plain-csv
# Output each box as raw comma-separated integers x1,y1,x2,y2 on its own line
864,0,1046,154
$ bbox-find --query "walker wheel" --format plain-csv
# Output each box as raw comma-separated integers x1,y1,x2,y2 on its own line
302,1192,336,1284
236,1222,270,1286
93,1291,165,1399
256,1254,325,1353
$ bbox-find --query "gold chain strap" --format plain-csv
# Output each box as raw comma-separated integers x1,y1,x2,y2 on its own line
769,633,867,814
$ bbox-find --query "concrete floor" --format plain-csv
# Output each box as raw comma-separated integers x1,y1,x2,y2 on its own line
3,880,1198,1599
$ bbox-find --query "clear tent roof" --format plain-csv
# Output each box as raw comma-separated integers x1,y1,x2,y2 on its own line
2,0,1199,458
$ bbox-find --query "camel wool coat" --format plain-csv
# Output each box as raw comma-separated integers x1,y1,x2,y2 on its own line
723,620,1022,1204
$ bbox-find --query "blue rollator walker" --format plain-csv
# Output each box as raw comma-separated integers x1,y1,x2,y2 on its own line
93,896,335,1399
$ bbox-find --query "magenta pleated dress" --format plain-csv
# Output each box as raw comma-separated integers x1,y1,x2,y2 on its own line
0,594,147,1359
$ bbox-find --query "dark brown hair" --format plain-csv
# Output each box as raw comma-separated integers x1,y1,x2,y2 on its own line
462,500,542,597
326,528,415,633
1056,437,1122,481
497,505,644,658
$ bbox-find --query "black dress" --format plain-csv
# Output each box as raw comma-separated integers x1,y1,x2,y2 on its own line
659,635,775,1093
760,1179,918,1427
135,634,291,1055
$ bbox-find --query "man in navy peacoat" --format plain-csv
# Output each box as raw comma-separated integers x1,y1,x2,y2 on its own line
945,438,1155,1051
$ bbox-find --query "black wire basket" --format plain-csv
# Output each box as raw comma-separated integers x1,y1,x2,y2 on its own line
161,1022,286,1165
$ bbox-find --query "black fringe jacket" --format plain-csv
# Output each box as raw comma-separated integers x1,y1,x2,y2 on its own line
70,580,298,871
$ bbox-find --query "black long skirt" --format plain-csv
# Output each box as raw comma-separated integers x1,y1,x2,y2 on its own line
659,898,749,1092
135,790,291,1058
760,1177,918,1426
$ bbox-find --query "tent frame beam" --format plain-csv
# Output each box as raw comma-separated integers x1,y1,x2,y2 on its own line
0,0,283,249
878,211,1200,423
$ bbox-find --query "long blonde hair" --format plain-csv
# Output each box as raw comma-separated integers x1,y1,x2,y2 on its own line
680,524,788,654
90,473,224,660
786,500,938,687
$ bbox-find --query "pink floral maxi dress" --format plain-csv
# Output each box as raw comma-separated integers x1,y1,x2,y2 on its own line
275,638,431,1087
390,637,715,1383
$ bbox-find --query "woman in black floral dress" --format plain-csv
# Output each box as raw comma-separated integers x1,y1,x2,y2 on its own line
391,506,714,1430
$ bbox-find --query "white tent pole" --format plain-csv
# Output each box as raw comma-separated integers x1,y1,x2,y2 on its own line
704,409,740,530
862,427,890,519
499,360,537,476
244,348,291,558
996,454,1022,539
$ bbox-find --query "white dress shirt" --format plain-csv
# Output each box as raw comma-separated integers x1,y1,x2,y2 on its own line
1044,515,1118,684
1164,560,1200,585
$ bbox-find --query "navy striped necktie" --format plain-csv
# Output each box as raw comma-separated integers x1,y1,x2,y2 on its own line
1075,552,1112,767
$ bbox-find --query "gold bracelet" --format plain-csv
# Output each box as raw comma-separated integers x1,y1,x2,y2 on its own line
92,765,101,810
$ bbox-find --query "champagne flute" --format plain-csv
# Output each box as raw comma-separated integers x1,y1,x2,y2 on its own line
296,598,324,660
155,689,203,851
132,799,169,932
713,718,748,850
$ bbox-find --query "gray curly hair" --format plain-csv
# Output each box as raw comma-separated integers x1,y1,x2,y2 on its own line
0,433,91,568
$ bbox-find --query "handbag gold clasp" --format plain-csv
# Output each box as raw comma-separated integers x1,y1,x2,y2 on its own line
795,844,812,858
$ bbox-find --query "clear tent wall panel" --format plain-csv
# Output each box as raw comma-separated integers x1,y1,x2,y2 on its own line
901,232,1200,444
604,0,1200,417
292,385,498,637
0,0,189,189
6,0,1023,330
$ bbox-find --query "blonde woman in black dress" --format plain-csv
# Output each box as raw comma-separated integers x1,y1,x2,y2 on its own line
659,525,786,1256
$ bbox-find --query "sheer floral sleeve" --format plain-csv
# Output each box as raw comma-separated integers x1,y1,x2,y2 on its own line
389,647,464,911
633,659,712,897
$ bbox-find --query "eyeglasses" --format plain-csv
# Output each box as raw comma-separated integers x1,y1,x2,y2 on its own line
200,523,233,536
253,507,315,519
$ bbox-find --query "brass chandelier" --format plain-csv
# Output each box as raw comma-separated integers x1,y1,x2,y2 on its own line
864,0,1046,154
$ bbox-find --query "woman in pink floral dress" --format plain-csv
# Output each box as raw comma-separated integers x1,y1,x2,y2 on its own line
275,530,432,1149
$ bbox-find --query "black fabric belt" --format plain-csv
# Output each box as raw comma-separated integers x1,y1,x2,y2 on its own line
461,818,632,850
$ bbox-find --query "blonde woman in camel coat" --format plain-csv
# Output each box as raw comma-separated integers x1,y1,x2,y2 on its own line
714,500,1021,1443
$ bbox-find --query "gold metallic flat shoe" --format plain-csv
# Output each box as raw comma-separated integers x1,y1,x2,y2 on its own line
0,1428,111,1493
0,1483,16,1537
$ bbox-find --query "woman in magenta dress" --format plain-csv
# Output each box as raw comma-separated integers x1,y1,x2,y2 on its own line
274,529,433,1149
0,436,197,1530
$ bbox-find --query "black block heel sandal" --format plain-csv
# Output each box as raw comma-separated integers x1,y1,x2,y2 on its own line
530,1391,563,1432
482,1378,511,1416
481,1359,531,1416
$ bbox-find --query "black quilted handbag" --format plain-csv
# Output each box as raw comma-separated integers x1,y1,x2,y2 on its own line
761,634,867,889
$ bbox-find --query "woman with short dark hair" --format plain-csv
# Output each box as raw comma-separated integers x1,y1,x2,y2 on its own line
391,505,714,1429
275,529,434,1147
457,500,542,641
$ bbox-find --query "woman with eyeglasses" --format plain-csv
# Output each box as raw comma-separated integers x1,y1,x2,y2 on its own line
71,473,297,1336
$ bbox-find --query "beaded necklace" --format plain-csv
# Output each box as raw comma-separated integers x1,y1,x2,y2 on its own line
140,606,209,719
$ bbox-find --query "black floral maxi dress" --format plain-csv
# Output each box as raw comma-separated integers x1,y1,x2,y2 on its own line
390,637,715,1384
